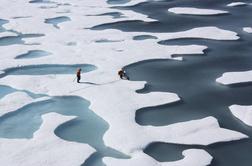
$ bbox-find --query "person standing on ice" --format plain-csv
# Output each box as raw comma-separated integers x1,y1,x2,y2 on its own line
76,68,81,83
118,69,129,80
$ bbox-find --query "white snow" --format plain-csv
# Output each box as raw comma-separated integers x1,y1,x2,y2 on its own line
104,150,212,166
0,31,18,38
216,70,252,85
168,7,228,15
0,113,95,166
227,2,247,7
0,91,50,116
243,27,252,33
229,105,252,127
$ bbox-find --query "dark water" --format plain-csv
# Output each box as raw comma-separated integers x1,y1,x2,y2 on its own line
90,0,252,165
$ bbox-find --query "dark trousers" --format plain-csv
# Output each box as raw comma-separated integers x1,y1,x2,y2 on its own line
120,74,129,80
77,76,81,83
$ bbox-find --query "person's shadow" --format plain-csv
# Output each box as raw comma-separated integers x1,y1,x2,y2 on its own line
79,81,100,85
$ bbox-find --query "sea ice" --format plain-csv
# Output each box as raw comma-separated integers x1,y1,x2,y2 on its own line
227,2,247,7
229,105,252,127
243,27,252,33
216,70,252,85
168,7,228,15
0,0,247,165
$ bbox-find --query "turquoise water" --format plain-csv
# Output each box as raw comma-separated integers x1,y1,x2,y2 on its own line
0,96,127,166
0,19,8,32
107,0,130,5
0,33,44,46
133,35,158,40
0,85,16,99
15,50,51,59
0,64,96,78
0,85,47,100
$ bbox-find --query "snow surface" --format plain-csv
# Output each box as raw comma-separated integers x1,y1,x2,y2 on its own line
0,91,50,116
0,0,247,165
243,27,252,33
229,105,252,127
104,150,212,166
168,7,228,15
216,70,252,85
0,31,18,38
0,113,95,166
227,2,247,7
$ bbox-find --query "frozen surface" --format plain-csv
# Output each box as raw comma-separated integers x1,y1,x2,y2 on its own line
229,105,252,127
168,7,228,15
0,31,18,38
104,149,212,166
216,70,252,85
0,0,248,165
243,27,252,33
0,113,95,166
227,2,247,7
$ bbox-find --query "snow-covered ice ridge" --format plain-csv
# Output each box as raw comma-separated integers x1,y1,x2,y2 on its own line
168,7,228,15
0,0,247,165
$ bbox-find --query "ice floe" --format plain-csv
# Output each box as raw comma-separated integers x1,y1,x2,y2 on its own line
216,70,252,85
168,7,228,15
243,27,252,33
150,27,239,41
227,2,247,7
0,113,95,166
104,150,212,166
229,105,252,127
